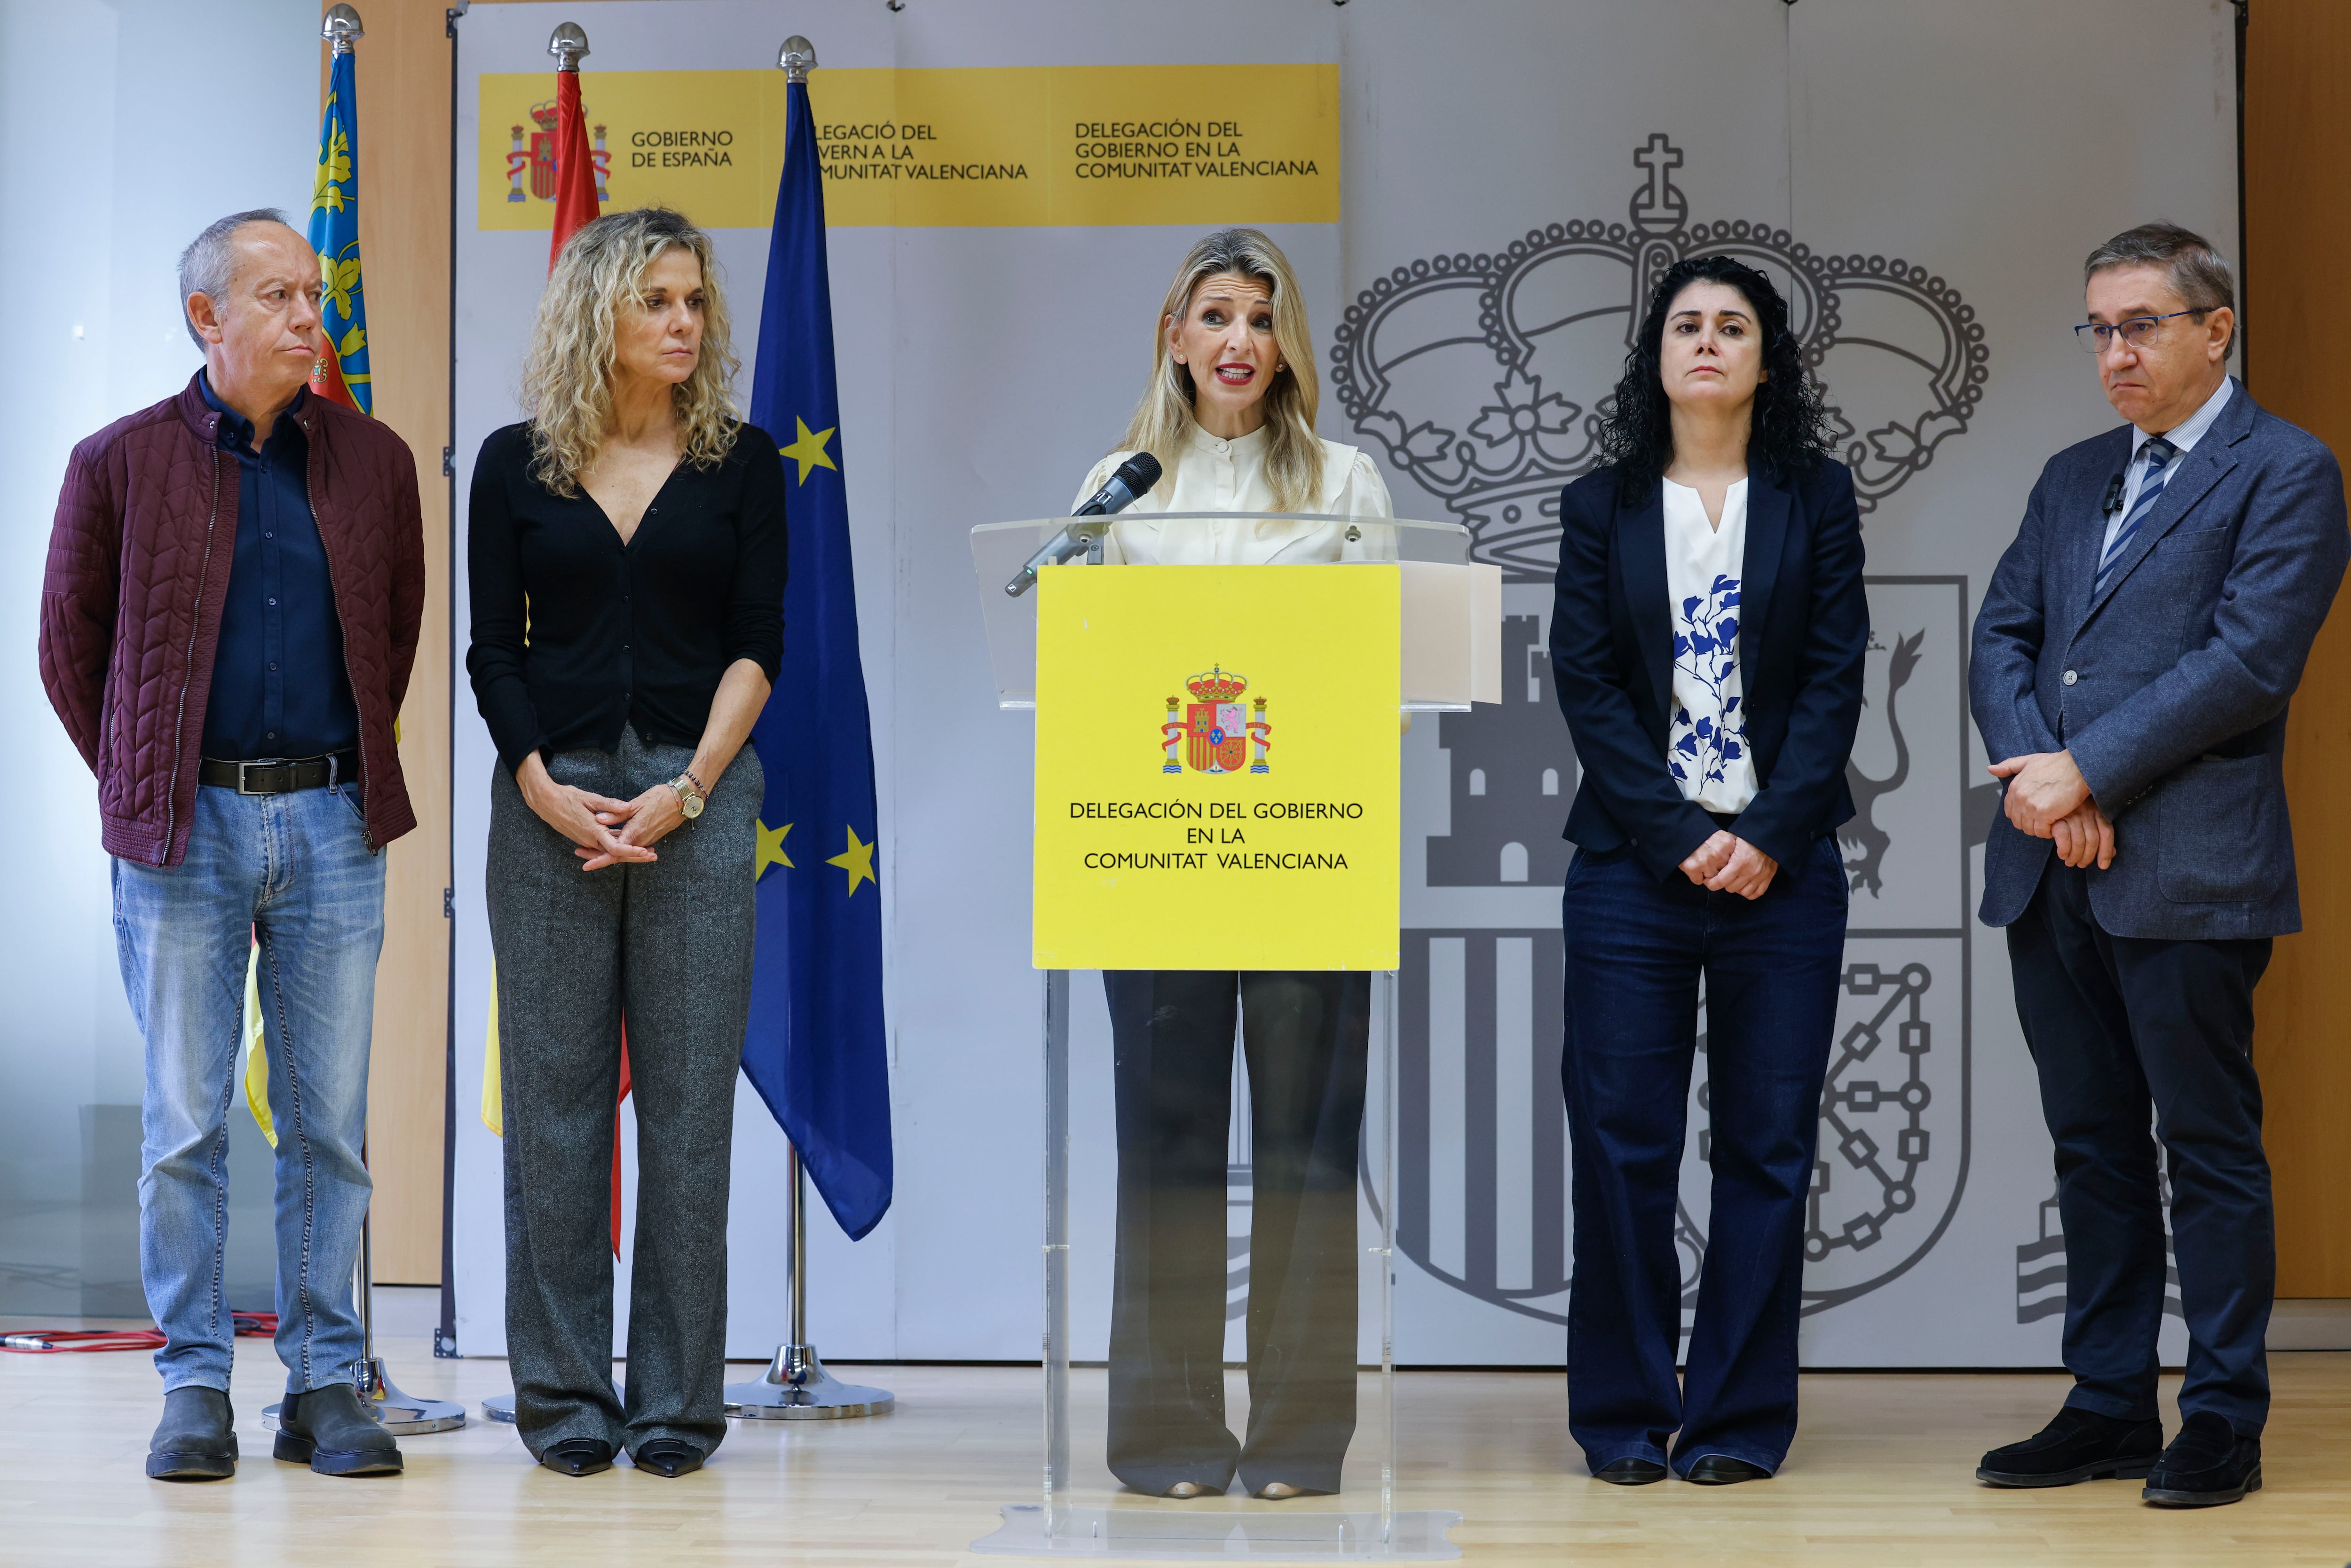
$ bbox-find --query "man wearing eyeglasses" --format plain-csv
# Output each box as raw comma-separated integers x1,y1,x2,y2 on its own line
1970,223,2348,1507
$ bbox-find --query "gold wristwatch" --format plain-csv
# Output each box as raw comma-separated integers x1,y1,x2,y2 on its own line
667,771,707,819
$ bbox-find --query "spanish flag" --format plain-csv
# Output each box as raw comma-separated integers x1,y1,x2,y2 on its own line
482,45,632,1255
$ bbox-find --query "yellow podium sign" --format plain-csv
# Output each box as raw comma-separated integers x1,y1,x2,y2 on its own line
1033,565,1400,972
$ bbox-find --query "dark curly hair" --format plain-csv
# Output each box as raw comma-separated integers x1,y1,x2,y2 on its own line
1594,254,1832,499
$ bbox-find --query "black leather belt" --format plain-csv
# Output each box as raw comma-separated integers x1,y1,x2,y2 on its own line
198,752,360,795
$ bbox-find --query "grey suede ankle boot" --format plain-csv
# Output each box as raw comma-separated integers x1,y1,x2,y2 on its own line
148,1386,238,1481
273,1382,402,1477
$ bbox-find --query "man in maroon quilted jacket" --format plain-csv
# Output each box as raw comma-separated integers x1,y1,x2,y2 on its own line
39,210,424,1481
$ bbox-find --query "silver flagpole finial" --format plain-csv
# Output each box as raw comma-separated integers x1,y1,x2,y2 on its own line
780,35,817,83
549,22,590,71
322,4,363,55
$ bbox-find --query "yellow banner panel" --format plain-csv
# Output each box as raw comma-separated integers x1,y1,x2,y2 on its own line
478,64,1337,230
1033,565,1399,972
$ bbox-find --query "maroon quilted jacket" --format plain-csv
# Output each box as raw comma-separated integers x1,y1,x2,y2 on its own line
39,374,426,866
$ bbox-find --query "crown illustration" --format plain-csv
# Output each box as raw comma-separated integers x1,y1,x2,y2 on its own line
529,100,560,132
1331,134,1988,580
1186,666,1248,702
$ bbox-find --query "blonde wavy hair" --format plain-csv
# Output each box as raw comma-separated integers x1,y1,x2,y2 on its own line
1120,228,1324,512
521,207,740,497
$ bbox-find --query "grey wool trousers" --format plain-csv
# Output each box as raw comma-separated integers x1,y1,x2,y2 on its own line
486,727,762,1460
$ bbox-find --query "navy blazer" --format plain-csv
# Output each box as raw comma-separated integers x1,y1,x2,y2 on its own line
1971,378,2349,940
1550,458,1869,883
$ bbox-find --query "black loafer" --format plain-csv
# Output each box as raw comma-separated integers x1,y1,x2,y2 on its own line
147,1387,238,1481
1684,1456,1772,1485
632,1439,704,1478
542,1437,615,1477
2143,1411,2261,1507
1978,1407,2161,1488
1593,1457,1667,1486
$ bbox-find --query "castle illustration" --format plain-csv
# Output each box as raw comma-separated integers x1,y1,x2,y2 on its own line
1427,614,1578,888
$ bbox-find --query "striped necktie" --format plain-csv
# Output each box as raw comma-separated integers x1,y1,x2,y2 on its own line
2094,435,2179,595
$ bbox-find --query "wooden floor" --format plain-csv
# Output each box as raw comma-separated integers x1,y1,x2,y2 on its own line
4,1334,2349,1566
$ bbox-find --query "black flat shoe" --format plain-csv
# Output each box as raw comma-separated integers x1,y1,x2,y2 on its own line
541,1437,615,1477
2143,1411,2261,1507
147,1387,238,1481
632,1439,704,1478
1594,1457,1667,1486
1978,1407,2162,1488
1684,1456,1772,1485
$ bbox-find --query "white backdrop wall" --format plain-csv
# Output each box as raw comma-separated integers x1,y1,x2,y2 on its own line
0,0,329,1316
445,0,2237,1368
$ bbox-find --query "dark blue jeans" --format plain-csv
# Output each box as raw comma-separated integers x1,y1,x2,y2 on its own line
2007,864,2273,1437
1559,835,1847,1478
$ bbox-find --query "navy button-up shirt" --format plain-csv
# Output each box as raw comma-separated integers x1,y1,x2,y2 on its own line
197,373,359,761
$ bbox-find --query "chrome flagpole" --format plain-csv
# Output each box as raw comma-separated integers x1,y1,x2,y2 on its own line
725,1141,892,1419
348,1212,466,1432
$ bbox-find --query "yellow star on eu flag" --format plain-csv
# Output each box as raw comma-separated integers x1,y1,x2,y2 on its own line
779,416,838,485
826,824,877,897
755,819,794,880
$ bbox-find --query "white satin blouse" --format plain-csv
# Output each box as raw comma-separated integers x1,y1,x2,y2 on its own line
1071,423,1397,564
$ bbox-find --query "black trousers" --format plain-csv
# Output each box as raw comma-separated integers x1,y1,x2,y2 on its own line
2007,865,2274,1436
1102,969,1370,1496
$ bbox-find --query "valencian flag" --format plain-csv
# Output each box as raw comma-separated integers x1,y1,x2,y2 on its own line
741,65,894,1239
307,44,369,412
245,32,372,1144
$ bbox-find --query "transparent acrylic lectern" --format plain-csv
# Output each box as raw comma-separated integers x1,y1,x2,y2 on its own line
968,515,1493,1560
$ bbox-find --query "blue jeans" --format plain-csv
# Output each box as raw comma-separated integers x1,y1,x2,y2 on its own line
113,781,384,1394
1560,835,1848,1478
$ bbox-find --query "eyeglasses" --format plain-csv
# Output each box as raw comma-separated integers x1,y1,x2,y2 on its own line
2074,309,2207,353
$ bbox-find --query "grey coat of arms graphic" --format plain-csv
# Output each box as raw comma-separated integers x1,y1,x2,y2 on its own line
1340,140,1989,1329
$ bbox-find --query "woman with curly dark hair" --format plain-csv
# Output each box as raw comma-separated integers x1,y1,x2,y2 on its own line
1548,255,1868,1487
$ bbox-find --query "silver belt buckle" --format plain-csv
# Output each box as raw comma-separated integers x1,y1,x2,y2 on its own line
236,761,270,796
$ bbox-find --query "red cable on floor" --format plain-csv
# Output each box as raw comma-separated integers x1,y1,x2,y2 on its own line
0,1311,278,1353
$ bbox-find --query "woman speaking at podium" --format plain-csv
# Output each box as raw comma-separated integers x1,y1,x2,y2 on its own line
1070,228,1393,1501
1550,255,1866,1486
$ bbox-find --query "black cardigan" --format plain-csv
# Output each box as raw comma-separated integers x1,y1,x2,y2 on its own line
1549,457,1868,882
466,421,788,774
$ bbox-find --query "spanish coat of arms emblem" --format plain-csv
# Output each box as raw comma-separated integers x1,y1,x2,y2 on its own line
1161,667,1271,775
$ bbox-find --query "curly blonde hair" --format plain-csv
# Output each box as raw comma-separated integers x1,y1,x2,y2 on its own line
521,207,740,497
1119,228,1323,511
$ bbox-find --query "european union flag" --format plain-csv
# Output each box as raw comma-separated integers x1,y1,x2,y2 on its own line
742,66,893,1240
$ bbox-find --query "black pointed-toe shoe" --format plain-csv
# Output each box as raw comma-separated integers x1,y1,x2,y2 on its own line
1684,1456,1772,1485
1977,1407,2162,1488
632,1439,705,1478
147,1387,238,1481
1593,1458,1668,1486
273,1383,402,1477
2142,1411,2261,1507
542,1437,615,1477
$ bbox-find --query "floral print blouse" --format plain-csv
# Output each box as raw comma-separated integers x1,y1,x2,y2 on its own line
1662,477,1759,812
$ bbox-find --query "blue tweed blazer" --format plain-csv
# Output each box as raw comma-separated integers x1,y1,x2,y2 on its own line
1971,379,2349,940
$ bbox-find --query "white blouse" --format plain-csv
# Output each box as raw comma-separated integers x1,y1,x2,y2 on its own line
1071,424,1397,564
1662,478,1758,813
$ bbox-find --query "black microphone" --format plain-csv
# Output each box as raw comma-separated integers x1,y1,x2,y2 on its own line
1003,453,1166,596
2100,472,2126,516
1073,452,1163,517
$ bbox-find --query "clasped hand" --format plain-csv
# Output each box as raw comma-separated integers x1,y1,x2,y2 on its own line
1679,830,1778,899
519,752,688,872
1987,749,2114,870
